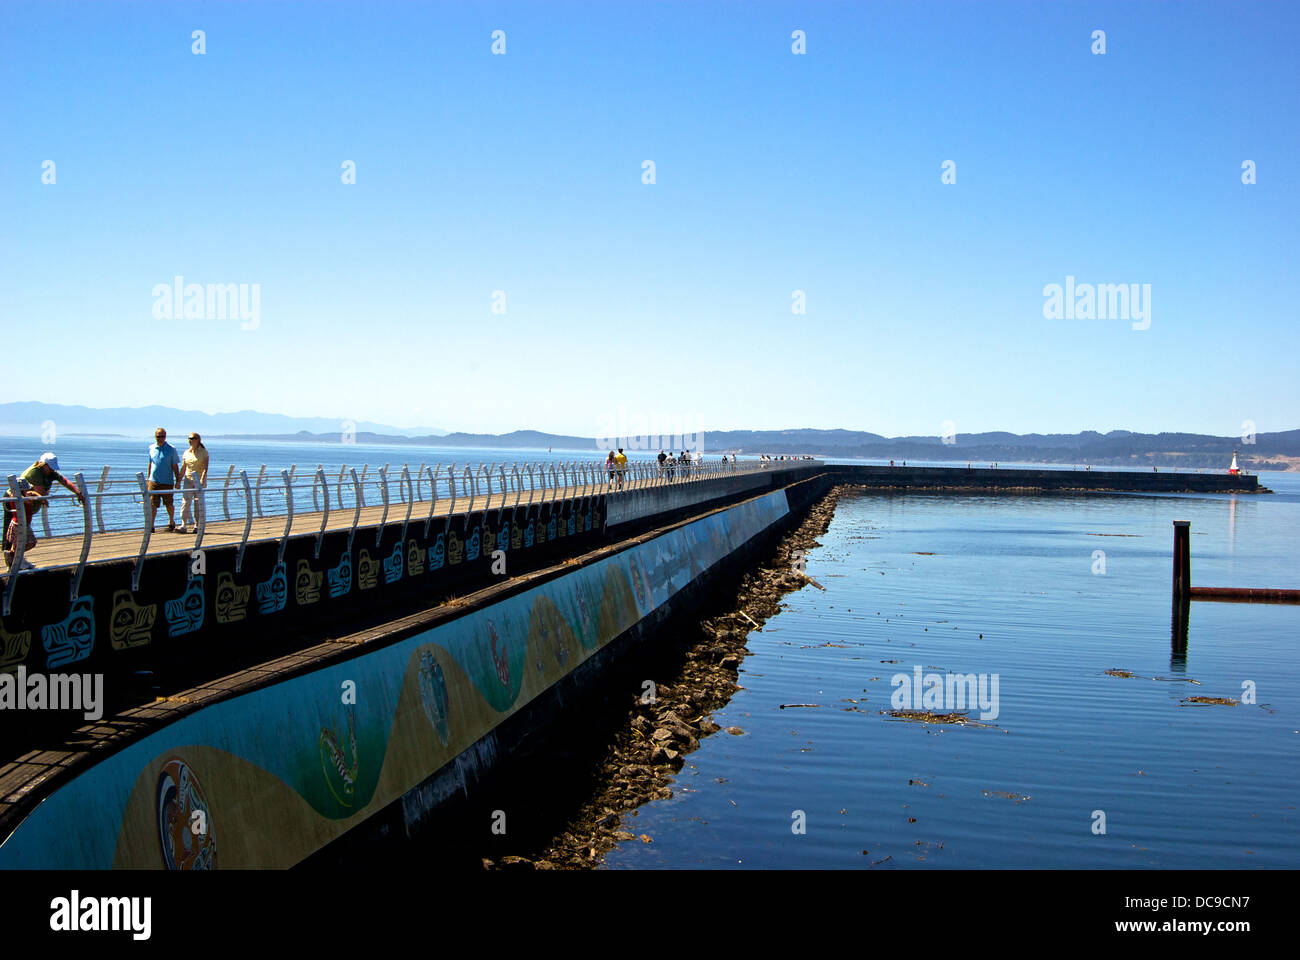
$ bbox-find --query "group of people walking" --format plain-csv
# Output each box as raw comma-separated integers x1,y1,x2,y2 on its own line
3,427,210,569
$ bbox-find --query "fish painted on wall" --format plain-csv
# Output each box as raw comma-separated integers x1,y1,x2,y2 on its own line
327,550,352,598
165,579,205,637
110,589,156,650
215,572,250,624
407,539,425,577
382,542,403,584
319,706,359,808
256,562,287,615
486,619,510,690
156,758,216,870
42,596,95,669
295,559,322,606
417,649,450,747
0,621,33,672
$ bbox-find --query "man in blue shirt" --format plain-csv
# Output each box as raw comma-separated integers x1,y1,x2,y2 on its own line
147,427,182,533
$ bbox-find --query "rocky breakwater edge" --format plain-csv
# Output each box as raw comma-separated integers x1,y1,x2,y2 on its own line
484,486,843,870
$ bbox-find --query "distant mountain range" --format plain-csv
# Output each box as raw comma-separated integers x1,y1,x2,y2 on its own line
3,402,1295,470
214,427,1300,471
0,402,447,440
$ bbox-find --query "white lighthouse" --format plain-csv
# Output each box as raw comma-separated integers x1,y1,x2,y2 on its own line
1228,450,1240,475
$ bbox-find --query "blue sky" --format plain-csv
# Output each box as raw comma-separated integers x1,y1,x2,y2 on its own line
2,0,1296,439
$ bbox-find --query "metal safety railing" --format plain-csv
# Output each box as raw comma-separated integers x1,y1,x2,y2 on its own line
2,455,808,615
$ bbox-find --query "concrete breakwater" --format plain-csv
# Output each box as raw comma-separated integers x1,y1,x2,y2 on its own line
829,464,1264,494
0,467,829,868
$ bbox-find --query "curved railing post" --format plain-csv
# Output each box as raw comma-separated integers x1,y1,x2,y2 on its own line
445,464,459,532
415,461,427,501
314,466,330,558
69,473,92,601
496,463,508,527
376,465,391,547
221,463,234,521
400,465,414,543
423,464,442,538
336,465,347,509
254,463,267,517
94,465,110,533
347,468,362,553
194,476,208,552
511,464,522,511
132,471,151,591
311,463,323,513
3,475,26,616
466,465,476,513
235,470,253,573
358,464,369,507
277,469,293,564
525,463,536,510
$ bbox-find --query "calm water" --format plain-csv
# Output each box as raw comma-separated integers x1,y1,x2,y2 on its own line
604,476,1300,869
0,435,691,534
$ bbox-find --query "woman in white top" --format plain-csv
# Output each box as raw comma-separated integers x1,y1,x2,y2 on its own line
178,433,210,533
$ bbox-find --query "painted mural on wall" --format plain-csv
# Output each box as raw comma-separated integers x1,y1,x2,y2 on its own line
0,491,785,868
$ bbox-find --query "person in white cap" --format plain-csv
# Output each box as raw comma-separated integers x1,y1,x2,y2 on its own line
3,453,85,568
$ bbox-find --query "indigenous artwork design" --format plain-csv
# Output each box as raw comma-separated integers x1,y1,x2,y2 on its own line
295,559,322,606
428,533,446,570
327,550,352,598
547,516,557,541
407,540,425,577
497,526,509,553
0,621,32,672
357,549,379,589
43,595,96,667
466,526,481,562
110,589,156,650
156,758,215,870
165,579,205,637
447,532,463,565
510,522,522,550
382,542,403,585
0,490,791,869
255,562,287,615
524,518,535,547
215,572,250,623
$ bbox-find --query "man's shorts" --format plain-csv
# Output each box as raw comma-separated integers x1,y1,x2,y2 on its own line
148,480,175,507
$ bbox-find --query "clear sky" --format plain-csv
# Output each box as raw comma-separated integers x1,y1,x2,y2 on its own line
2,0,1296,439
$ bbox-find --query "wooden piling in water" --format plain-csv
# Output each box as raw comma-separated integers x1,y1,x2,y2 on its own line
1172,521,1191,606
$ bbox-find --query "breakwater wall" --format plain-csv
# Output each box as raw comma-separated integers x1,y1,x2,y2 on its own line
0,469,828,868
830,464,1262,494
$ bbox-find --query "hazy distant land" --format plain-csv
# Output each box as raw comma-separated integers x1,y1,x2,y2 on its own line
3,402,1295,470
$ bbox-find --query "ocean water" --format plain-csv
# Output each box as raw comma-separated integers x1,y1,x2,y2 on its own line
0,435,696,534
603,475,1300,869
